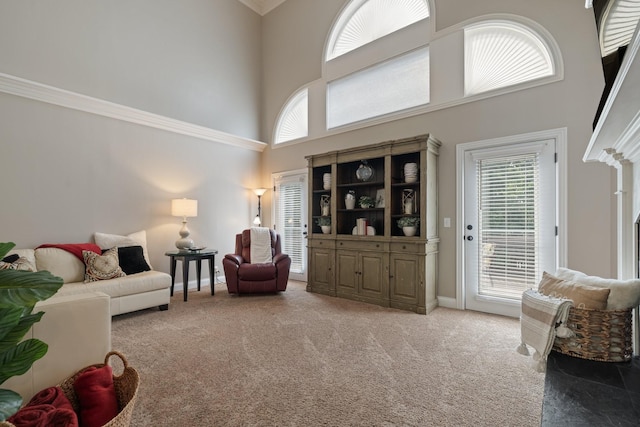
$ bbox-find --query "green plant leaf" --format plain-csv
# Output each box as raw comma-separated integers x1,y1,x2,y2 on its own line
0,269,63,308
0,388,23,421
0,242,15,261
0,310,44,355
0,338,48,384
0,306,23,346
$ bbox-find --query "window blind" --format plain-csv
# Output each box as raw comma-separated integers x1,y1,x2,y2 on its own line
477,152,540,299
276,180,305,274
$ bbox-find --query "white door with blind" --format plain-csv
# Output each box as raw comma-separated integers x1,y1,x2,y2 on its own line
273,170,308,282
463,139,557,317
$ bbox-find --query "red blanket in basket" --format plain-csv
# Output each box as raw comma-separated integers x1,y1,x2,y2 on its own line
7,386,79,427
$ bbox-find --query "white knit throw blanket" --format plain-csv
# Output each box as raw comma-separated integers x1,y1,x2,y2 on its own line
517,289,574,372
250,227,273,264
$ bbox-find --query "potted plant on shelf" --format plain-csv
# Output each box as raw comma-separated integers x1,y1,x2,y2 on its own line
397,217,420,236
0,242,64,422
359,195,374,209
316,216,332,234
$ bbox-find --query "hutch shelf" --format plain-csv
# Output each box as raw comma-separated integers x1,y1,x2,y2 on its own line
306,134,440,314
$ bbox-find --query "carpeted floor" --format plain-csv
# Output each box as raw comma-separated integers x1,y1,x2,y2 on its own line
111,281,544,426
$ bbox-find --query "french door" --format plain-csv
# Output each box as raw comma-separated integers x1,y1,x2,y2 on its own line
463,138,557,317
273,170,308,282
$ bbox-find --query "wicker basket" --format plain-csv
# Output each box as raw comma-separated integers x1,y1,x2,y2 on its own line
2,351,138,427
552,305,633,362
58,350,140,427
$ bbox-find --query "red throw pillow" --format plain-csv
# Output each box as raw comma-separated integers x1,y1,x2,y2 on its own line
73,366,119,427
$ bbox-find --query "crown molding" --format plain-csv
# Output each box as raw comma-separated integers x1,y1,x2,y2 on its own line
0,72,267,152
237,0,287,15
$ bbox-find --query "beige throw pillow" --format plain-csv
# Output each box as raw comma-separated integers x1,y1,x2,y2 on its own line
83,248,126,283
538,271,610,310
556,267,640,310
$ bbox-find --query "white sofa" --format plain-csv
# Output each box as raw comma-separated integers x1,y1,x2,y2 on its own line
3,291,111,402
9,246,171,316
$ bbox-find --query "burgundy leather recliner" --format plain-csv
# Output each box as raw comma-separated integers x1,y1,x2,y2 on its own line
223,229,291,294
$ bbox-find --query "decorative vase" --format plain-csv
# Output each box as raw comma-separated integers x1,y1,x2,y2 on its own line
404,163,418,183
345,191,356,210
321,225,331,234
402,226,417,237
323,173,331,190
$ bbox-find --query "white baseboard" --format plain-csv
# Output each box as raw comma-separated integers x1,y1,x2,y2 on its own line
437,296,459,309
173,275,226,293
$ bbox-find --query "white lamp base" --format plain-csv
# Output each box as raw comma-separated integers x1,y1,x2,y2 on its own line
175,220,195,249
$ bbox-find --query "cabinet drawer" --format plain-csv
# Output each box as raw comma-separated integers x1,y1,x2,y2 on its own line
390,242,425,254
309,239,336,249
336,239,388,252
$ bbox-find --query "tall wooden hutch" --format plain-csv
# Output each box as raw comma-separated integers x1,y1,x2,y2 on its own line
306,134,440,314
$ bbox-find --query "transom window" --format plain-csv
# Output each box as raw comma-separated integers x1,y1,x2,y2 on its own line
327,47,429,129
326,0,430,61
464,21,555,96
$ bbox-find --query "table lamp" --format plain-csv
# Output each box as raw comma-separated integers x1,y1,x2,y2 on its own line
172,198,198,249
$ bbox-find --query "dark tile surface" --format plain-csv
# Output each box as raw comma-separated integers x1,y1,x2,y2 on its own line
542,351,640,426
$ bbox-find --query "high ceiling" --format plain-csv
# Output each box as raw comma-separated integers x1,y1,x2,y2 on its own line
237,0,288,15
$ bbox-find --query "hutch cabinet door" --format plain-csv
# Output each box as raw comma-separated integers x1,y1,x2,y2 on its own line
389,252,423,309
336,250,358,295
308,247,335,295
359,251,388,300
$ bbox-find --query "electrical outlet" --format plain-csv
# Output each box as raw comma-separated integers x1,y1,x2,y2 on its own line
214,266,220,274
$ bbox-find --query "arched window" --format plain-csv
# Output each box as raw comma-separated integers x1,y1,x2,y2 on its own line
599,0,640,57
464,21,555,96
274,88,308,144
326,0,430,61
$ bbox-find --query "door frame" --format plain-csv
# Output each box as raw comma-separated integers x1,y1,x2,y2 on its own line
271,168,308,282
455,128,568,312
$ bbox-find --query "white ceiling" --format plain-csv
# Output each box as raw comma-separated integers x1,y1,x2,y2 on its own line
237,0,288,15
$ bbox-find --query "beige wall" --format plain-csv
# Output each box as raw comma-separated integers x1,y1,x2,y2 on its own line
0,0,617,298
0,0,264,275
260,0,615,299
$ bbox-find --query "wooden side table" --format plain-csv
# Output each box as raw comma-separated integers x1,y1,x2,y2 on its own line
165,249,218,301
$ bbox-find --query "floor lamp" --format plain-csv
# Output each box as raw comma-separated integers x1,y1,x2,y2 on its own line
253,188,267,226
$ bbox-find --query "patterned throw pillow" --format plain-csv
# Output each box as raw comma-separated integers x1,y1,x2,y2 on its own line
83,248,126,283
0,256,35,271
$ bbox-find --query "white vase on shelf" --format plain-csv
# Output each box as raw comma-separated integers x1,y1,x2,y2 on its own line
345,191,356,210
321,225,331,234
402,226,417,237
323,173,331,190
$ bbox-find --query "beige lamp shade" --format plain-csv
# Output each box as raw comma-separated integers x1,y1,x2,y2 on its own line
171,198,198,218
254,188,268,197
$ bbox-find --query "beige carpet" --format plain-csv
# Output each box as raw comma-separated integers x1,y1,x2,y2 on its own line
111,281,544,426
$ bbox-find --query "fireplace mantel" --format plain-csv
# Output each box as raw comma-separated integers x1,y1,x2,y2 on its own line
584,25,640,166
584,24,640,354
